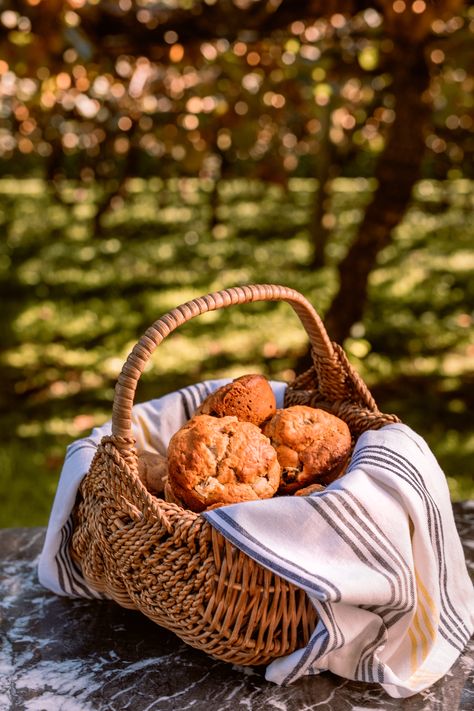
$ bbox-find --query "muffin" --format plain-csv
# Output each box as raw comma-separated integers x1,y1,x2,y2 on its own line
262,405,351,494
195,374,276,426
167,414,281,512
294,482,326,496
137,450,168,495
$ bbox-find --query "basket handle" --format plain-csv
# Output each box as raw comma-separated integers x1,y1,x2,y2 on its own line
112,284,335,440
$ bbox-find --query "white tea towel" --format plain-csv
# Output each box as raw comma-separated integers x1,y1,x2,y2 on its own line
204,423,474,698
37,379,286,596
38,382,474,698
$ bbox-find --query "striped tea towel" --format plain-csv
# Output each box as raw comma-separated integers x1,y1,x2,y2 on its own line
204,423,474,698
38,381,474,698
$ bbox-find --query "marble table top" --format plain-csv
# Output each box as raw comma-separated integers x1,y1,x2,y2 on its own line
1,501,473,711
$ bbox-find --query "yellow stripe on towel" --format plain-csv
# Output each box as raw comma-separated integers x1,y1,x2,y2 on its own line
415,570,439,628
408,667,444,687
407,570,440,673
408,627,419,674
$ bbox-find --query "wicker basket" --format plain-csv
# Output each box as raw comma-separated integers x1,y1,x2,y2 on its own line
71,284,399,666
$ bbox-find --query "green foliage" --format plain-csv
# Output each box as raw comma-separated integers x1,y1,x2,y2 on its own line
0,176,473,526
0,2,472,185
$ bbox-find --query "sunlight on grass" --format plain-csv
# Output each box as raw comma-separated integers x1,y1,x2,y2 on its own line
1,176,473,525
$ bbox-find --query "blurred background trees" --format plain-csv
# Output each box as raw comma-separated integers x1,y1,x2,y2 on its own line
0,1,473,524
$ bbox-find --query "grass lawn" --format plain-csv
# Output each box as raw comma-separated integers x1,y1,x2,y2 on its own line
1,176,473,526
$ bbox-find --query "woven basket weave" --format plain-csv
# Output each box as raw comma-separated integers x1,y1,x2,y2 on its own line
71,284,399,666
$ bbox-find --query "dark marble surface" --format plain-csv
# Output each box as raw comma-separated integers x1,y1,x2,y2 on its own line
1,502,473,711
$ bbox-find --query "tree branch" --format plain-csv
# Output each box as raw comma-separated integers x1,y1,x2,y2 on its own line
76,0,369,57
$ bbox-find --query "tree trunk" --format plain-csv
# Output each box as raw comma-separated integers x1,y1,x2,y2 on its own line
208,178,220,230
207,149,230,230
93,129,140,237
324,41,431,344
92,178,127,237
310,100,337,269
310,178,333,268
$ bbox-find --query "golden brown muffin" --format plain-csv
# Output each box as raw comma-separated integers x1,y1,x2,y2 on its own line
164,485,228,511
137,450,168,495
195,374,276,426
262,405,351,495
167,414,281,512
294,482,326,496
